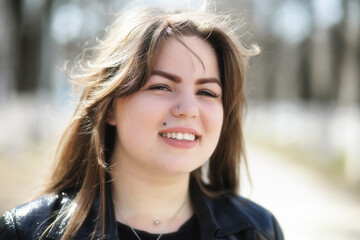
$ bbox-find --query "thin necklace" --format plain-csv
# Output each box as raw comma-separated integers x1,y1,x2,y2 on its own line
114,196,189,240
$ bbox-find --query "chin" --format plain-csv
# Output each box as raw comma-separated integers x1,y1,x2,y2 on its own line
156,158,205,176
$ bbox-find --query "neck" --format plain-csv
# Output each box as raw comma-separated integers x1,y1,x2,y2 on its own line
111,159,193,233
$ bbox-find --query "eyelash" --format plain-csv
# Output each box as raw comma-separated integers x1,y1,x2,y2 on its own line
148,84,220,98
197,89,220,98
148,84,170,91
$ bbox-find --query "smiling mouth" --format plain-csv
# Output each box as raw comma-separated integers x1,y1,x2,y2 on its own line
159,132,197,141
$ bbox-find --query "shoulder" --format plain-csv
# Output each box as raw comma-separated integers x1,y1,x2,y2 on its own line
210,195,284,239
0,192,73,240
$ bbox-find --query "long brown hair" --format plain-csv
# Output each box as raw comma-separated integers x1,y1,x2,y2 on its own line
41,4,259,240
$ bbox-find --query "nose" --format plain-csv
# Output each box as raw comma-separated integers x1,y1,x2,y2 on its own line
172,93,199,118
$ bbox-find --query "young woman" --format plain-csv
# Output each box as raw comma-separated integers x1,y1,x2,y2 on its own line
0,3,283,240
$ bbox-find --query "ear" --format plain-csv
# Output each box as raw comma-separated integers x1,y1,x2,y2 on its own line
106,105,116,126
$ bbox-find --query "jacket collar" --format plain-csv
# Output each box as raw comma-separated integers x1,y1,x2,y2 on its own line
189,178,251,239
47,186,119,240
47,178,252,239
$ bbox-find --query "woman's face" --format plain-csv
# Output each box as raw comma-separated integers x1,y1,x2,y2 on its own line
108,36,223,176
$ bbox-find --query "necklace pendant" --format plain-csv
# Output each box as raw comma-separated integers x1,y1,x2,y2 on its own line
154,220,160,225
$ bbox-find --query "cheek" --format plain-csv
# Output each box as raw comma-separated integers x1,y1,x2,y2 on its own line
115,97,167,141
203,103,224,134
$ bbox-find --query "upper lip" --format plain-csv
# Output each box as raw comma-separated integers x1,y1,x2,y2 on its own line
159,127,201,138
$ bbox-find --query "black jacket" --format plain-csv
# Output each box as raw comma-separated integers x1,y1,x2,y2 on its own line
0,180,283,240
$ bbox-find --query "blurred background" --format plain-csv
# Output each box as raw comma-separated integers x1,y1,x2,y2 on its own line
0,0,359,239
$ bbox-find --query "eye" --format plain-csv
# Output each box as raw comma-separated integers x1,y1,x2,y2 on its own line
197,89,220,98
148,84,171,91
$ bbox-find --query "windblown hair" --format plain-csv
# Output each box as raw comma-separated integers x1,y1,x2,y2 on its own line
41,3,259,240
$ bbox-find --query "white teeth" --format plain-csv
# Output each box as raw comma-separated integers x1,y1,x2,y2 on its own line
183,133,189,140
176,133,183,140
161,132,196,141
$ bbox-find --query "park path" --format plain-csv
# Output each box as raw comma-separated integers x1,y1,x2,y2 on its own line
242,141,360,240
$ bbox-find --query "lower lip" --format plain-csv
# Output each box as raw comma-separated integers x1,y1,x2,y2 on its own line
160,135,199,149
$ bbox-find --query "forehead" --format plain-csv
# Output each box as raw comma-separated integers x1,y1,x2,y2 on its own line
152,36,219,79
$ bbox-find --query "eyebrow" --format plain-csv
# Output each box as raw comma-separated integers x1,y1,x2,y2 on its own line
152,70,180,83
151,70,222,88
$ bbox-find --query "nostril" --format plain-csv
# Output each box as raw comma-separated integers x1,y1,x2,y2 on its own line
173,102,199,118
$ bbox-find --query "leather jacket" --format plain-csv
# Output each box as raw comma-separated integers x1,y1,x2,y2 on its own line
0,180,284,240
